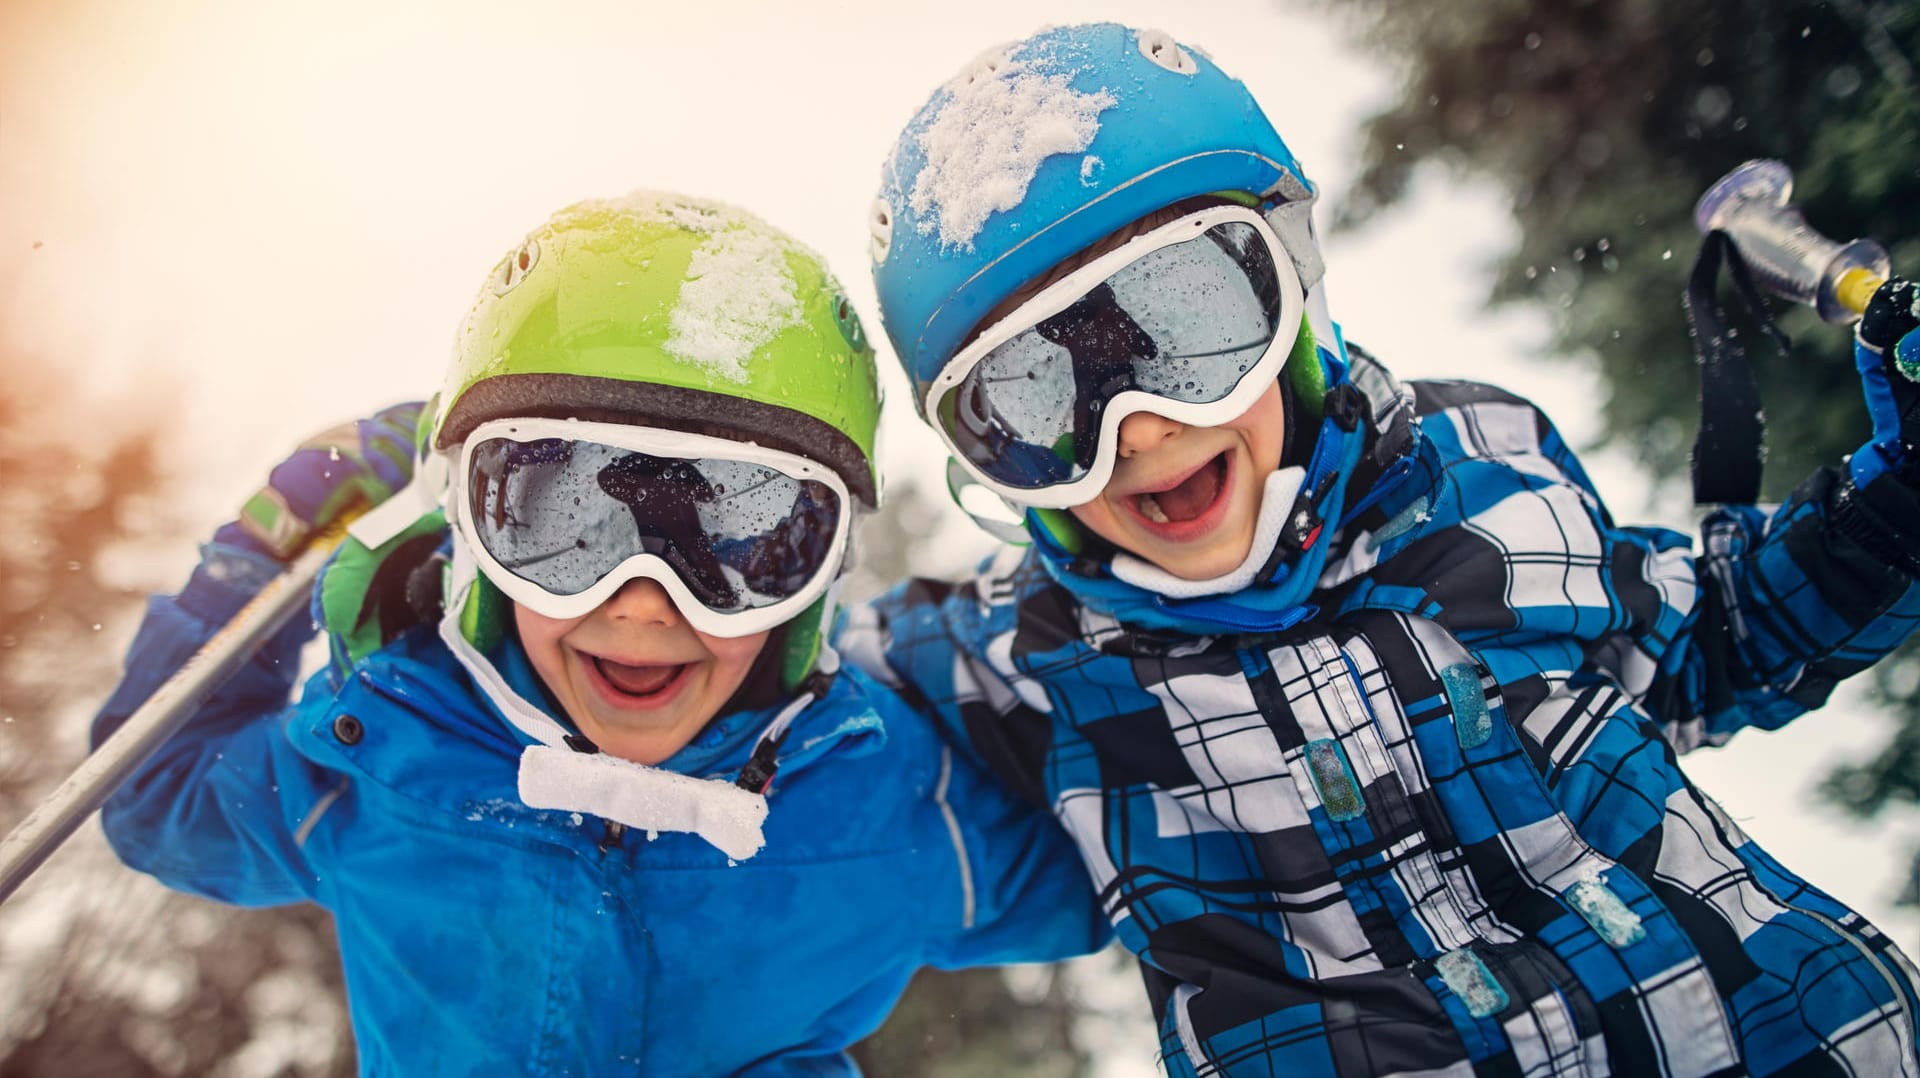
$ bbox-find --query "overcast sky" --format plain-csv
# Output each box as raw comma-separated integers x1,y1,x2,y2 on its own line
3,0,1912,1024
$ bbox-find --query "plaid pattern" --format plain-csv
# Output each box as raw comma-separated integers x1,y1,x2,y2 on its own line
845,365,1920,1076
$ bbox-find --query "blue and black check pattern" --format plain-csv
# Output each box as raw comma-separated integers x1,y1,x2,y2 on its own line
844,357,1920,1076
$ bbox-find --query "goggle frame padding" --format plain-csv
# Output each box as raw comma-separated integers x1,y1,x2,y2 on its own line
450,417,852,638
925,204,1306,510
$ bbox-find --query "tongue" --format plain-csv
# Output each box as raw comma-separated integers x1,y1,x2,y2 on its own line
1153,457,1224,522
596,658,681,696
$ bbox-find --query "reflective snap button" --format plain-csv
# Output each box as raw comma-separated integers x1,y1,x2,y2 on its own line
332,714,365,745
1441,663,1493,749
1435,947,1509,1018
1305,738,1366,822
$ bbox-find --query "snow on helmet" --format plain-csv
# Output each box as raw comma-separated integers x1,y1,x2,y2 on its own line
437,191,881,508
870,22,1325,413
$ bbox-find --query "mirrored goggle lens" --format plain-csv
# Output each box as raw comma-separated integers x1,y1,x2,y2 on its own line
937,220,1286,491
466,437,841,614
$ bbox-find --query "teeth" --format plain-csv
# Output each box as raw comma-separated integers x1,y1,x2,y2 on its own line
1137,493,1171,524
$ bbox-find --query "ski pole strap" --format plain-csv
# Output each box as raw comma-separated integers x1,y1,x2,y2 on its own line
1686,230,1792,506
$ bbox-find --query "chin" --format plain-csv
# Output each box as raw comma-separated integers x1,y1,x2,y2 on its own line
1134,538,1243,581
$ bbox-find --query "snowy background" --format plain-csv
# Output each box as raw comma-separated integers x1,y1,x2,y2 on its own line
2,0,1915,1072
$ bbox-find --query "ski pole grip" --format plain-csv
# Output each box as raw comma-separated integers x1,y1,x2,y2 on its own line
1694,159,1890,323
0,519,354,904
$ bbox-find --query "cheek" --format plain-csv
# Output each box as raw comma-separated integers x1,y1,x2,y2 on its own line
1233,384,1288,473
513,605,578,683
701,630,771,687
1068,498,1127,546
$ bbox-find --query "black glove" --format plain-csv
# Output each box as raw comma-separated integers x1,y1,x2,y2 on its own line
1849,278,1920,487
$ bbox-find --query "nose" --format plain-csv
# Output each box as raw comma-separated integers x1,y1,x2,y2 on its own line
600,576,682,626
1115,410,1183,458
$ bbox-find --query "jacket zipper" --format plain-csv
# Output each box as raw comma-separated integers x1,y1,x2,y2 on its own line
599,820,626,853
1793,903,1917,1070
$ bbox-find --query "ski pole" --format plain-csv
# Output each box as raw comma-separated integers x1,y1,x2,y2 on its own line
1694,159,1892,322
0,524,349,903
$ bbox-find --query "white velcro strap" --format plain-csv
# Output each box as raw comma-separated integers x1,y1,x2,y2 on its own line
518,744,770,861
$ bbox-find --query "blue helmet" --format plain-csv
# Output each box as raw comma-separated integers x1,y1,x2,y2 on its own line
870,22,1322,411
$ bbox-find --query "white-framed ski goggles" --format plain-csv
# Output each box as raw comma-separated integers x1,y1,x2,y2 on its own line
927,204,1306,510
450,417,851,637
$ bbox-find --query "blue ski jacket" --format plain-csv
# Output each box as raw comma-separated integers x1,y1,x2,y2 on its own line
94,542,1107,1077
844,347,1920,1077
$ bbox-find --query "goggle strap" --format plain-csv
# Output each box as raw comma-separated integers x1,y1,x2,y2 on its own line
349,452,449,549
1261,173,1325,292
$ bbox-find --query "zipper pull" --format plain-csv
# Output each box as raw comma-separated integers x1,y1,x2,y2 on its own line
599,820,626,852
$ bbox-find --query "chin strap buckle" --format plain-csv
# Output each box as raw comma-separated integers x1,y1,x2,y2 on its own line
1279,499,1324,555
735,728,792,794
1322,383,1365,432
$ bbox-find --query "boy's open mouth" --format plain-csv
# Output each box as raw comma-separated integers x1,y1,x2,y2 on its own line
1133,453,1228,525
592,657,687,698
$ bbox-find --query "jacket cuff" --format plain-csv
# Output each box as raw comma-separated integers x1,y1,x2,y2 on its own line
176,541,286,625
1829,469,1920,579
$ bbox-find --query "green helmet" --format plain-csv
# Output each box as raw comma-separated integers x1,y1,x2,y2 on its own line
433,191,881,508
425,192,881,694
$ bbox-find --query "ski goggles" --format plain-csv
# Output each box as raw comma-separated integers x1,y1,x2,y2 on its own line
927,205,1306,510
451,418,850,636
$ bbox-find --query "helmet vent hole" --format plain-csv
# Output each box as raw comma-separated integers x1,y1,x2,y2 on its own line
869,197,894,262
961,50,1006,87
1137,29,1197,75
491,239,541,296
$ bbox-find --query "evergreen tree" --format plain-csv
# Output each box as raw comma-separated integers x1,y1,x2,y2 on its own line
1320,0,1920,902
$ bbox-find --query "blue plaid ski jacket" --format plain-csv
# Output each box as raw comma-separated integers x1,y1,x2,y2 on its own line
844,346,1920,1077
